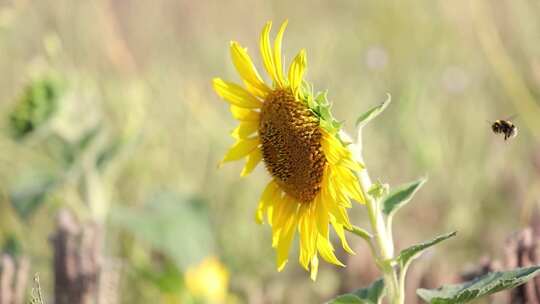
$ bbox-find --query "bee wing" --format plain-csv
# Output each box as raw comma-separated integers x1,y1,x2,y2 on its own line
504,114,518,121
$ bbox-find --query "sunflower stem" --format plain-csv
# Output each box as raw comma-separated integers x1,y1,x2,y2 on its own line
349,131,403,304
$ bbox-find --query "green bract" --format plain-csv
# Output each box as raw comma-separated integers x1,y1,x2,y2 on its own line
9,77,64,139
301,81,342,135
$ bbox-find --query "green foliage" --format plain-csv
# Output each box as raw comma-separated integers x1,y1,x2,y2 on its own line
355,94,391,129
327,279,385,304
2,234,23,257
417,266,540,304
95,136,125,171
9,77,64,139
396,231,456,269
367,181,389,200
9,171,58,220
382,177,427,217
302,82,342,134
110,192,215,270
140,257,184,294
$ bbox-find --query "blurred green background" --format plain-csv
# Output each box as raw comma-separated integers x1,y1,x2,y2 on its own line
1,0,540,303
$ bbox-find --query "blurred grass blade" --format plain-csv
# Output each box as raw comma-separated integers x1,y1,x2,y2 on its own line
417,266,540,304
327,279,385,304
397,231,457,269
355,94,391,129
10,171,58,220
382,177,427,217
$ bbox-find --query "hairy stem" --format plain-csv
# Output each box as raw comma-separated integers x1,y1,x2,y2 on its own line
350,130,403,304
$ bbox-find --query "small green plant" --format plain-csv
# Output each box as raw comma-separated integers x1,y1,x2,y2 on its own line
9,76,63,140
30,273,46,304
328,96,540,304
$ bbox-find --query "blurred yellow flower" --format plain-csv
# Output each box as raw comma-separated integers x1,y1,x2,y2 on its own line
213,21,365,280
185,257,229,303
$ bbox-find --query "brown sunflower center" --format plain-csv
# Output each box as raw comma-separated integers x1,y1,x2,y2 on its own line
259,89,326,203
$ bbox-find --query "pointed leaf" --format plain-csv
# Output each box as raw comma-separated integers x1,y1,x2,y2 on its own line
355,94,391,128
328,279,385,304
382,177,427,216
417,266,540,304
397,231,457,268
10,171,58,220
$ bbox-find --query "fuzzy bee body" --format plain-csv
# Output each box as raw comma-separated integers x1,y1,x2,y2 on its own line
491,119,518,140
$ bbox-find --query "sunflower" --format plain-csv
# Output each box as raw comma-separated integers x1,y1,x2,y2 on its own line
213,20,365,280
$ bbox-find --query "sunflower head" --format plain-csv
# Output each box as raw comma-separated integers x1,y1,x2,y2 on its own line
213,21,365,280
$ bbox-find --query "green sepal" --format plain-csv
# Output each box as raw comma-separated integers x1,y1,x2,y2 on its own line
300,81,342,135
417,266,540,304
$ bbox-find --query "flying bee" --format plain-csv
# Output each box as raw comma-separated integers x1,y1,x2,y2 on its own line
491,118,518,140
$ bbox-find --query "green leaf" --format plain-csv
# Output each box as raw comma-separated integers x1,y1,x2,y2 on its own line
397,231,457,268
138,257,184,293
9,76,64,140
355,94,391,128
9,171,58,219
417,266,540,304
96,137,124,171
382,177,427,216
328,279,385,304
109,192,215,270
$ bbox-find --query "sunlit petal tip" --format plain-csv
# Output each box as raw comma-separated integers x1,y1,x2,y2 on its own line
309,255,319,281
255,211,263,224
277,260,288,272
261,21,280,85
240,149,262,177
288,49,308,95
213,78,262,108
273,20,289,87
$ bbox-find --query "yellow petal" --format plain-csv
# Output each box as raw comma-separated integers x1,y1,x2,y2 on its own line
213,78,262,109
335,166,365,204
332,221,355,255
321,131,346,165
287,49,307,97
273,20,288,88
321,131,364,170
309,255,319,281
327,170,352,208
317,235,344,266
229,105,259,121
260,21,279,86
298,205,317,270
255,181,280,224
276,214,297,271
231,121,258,139
230,41,269,98
241,148,262,177
272,196,297,246
314,195,329,239
220,138,260,164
